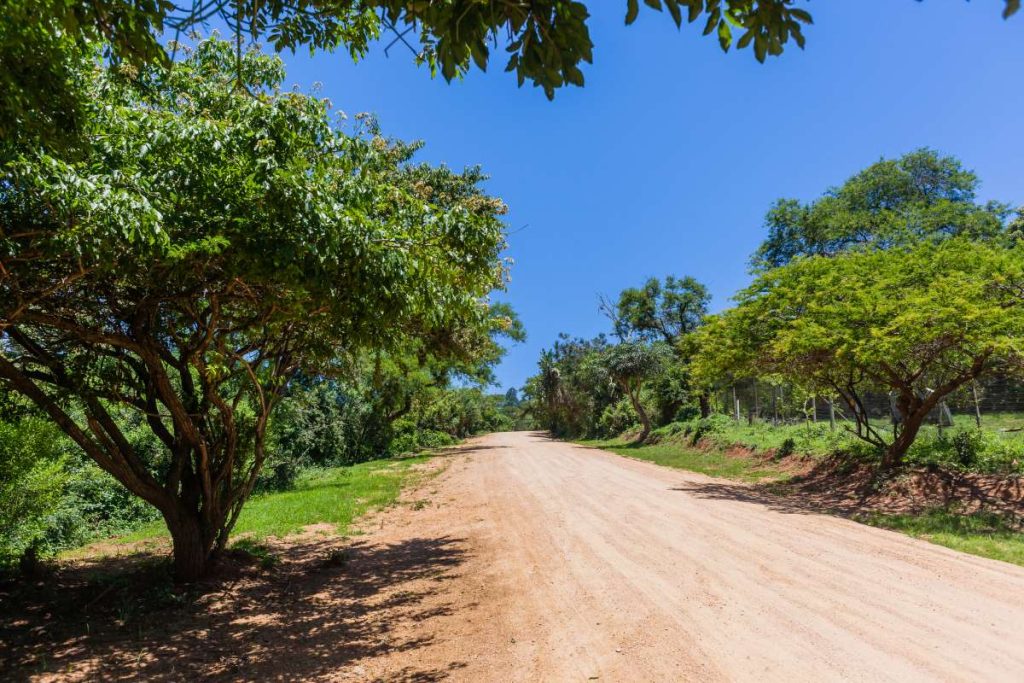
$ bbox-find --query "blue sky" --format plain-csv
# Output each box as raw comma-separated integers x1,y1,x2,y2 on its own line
279,1,1024,391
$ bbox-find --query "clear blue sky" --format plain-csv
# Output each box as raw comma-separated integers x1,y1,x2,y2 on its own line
278,1,1024,391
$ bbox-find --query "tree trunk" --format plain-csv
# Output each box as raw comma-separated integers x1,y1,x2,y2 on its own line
698,393,711,419
167,513,215,582
629,389,652,442
881,410,928,471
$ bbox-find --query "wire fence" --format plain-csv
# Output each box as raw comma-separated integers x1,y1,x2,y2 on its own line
711,376,1024,433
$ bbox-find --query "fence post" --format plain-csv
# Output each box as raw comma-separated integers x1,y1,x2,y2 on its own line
828,399,836,431
733,385,740,422
972,381,982,429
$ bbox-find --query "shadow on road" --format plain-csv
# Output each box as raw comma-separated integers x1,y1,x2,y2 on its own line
1,534,469,681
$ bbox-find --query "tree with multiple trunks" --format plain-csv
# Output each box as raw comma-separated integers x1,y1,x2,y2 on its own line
0,38,509,580
693,239,1024,469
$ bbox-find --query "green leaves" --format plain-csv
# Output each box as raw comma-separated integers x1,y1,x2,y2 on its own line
749,149,1010,272
697,238,1024,407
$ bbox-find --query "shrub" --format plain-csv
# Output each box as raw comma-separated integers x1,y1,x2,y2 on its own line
776,437,796,459
0,417,68,563
952,429,983,468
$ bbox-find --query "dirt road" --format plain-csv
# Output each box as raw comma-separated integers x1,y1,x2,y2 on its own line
361,431,1024,682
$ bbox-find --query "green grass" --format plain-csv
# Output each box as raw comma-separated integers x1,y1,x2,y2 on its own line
859,509,1024,567
579,437,786,483
74,454,434,555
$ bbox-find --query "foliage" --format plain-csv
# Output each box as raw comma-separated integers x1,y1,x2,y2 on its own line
0,417,68,561
525,334,617,438
610,275,709,344
4,2,1019,146
750,149,1011,271
0,38,508,580
529,273,711,439
603,341,669,440
694,239,1024,467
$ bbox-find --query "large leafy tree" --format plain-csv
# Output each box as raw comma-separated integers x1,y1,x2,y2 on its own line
606,275,711,417
750,149,1011,271
694,239,1024,469
4,1,1019,146
0,39,508,580
610,275,709,344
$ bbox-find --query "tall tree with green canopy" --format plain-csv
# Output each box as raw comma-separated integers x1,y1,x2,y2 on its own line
750,149,1012,271
3,1,1019,147
605,275,711,417
694,239,1024,470
610,275,709,344
0,38,509,580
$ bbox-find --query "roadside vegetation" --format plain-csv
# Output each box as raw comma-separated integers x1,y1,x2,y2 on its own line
69,453,438,560
580,435,784,482
859,510,1024,567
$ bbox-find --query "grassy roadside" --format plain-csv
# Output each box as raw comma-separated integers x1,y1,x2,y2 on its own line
857,510,1024,566
578,437,788,483
579,436,1024,568
63,452,439,559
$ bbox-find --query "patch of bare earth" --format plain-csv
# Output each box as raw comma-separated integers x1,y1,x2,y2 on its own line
5,433,1024,681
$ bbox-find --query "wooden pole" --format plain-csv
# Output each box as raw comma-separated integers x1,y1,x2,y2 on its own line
972,381,982,429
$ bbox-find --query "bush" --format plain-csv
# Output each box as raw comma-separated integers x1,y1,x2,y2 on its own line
687,414,733,445
599,397,639,437
0,417,68,562
44,461,161,552
254,461,299,494
952,429,983,467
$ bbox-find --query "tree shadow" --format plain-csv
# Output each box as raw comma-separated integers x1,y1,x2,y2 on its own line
669,480,844,517
671,459,1024,521
1,534,470,681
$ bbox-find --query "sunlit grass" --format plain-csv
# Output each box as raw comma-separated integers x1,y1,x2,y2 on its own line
859,509,1024,567
579,437,786,483
66,454,434,557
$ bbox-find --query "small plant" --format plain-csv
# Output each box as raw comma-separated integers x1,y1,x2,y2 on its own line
952,430,983,468
231,538,279,570
776,438,796,460
325,548,348,568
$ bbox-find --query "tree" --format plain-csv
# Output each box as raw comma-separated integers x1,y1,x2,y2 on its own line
603,341,669,441
4,2,1019,146
528,334,617,438
694,239,1024,469
0,39,508,580
605,275,711,417
611,275,709,344
750,149,1011,271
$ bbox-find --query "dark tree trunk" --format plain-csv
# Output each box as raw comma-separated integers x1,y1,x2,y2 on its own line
167,512,216,582
698,393,711,419
881,410,928,471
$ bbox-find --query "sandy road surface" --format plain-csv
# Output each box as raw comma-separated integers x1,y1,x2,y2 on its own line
361,431,1024,682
